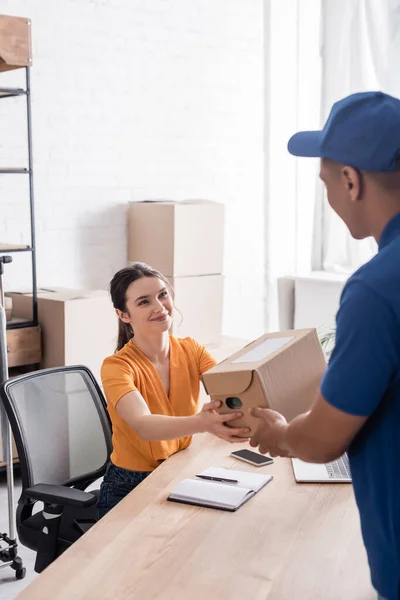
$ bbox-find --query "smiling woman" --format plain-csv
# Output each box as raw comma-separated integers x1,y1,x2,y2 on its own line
97,263,250,517
110,262,173,352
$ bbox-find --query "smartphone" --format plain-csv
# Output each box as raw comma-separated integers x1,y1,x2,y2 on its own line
230,449,274,467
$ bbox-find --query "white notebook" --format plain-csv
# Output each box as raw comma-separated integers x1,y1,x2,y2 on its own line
167,467,273,512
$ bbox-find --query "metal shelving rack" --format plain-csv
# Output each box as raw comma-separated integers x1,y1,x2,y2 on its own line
0,15,35,582
0,66,38,329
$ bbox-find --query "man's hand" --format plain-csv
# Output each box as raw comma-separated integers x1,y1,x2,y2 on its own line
249,395,368,463
249,407,290,457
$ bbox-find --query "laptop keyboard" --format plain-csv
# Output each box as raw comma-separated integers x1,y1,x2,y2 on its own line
325,454,351,480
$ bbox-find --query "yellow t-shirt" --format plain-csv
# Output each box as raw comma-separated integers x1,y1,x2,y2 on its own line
101,336,217,472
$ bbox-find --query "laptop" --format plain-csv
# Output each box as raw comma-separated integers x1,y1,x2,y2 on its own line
291,453,351,483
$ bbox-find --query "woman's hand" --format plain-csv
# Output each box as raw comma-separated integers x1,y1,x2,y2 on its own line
196,401,250,443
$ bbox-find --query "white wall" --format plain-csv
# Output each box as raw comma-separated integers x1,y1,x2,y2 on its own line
319,0,385,274
264,0,321,329
0,0,265,340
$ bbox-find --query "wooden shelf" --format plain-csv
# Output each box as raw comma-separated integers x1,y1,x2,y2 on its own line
0,458,19,469
0,87,26,98
7,316,28,325
0,243,30,251
0,168,29,174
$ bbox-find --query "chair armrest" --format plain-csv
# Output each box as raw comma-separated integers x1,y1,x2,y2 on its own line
23,484,97,508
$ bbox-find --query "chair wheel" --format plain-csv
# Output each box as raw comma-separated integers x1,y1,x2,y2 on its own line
16,568,26,580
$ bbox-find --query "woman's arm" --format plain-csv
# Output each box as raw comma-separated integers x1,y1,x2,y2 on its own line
116,390,250,443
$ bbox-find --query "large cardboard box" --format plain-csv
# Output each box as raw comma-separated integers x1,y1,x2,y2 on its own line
128,200,224,277
7,288,117,383
202,329,326,436
0,428,18,466
170,275,223,346
4,296,12,321
0,15,32,72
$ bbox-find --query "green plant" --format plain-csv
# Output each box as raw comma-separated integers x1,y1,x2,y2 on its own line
319,327,336,361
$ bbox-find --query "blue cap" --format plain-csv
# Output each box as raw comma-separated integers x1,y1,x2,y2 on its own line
288,91,400,172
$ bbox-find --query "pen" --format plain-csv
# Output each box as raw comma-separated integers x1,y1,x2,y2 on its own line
196,475,238,483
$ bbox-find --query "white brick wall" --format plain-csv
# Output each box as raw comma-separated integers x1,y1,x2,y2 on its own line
0,0,265,340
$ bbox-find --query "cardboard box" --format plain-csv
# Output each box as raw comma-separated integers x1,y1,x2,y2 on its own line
4,296,12,321
128,200,224,277
170,275,223,346
6,325,41,368
6,288,117,383
202,329,326,436
0,429,18,465
0,15,32,72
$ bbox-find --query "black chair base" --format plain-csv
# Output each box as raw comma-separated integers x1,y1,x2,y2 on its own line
0,532,26,579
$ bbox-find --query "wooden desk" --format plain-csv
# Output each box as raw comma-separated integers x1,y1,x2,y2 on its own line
17,435,375,600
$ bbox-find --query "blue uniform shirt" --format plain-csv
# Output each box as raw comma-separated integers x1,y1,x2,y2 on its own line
321,212,400,600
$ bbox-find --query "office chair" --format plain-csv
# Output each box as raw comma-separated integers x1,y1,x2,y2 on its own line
0,365,112,573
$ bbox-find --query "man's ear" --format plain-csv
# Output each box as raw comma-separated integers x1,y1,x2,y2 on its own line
116,308,130,324
341,166,363,201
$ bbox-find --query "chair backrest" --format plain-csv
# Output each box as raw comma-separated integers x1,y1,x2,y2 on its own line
0,366,112,491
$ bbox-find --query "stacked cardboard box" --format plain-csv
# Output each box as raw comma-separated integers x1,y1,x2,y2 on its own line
0,14,32,72
128,200,224,345
7,288,117,382
4,296,12,321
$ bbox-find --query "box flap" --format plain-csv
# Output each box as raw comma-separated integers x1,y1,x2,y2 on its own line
132,199,221,206
180,199,219,205
6,289,36,296
7,288,108,301
202,369,253,396
140,200,175,204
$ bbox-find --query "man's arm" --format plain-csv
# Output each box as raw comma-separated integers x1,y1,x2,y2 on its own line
285,395,367,461
250,395,367,463
250,278,400,462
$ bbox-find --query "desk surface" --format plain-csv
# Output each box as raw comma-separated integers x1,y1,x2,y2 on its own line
17,435,375,600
